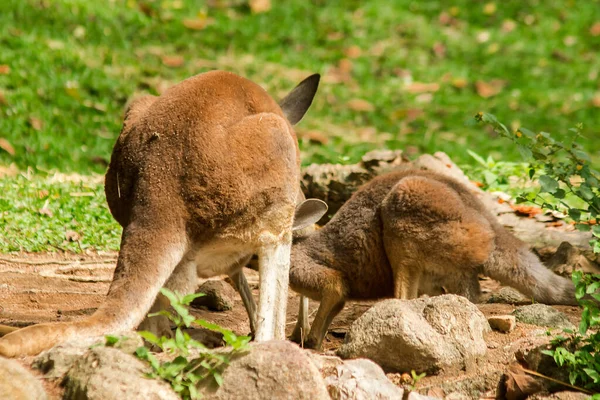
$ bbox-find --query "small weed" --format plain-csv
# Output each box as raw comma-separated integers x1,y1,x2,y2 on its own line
135,288,251,400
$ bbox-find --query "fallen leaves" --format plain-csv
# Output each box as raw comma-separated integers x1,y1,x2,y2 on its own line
39,200,53,217
344,45,362,59
182,16,214,30
475,79,506,98
406,82,440,94
346,98,375,112
28,117,43,131
65,230,81,242
501,363,543,400
297,129,329,145
0,65,10,75
0,138,15,156
161,55,185,67
0,91,7,106
249,0,271,14
510,204,543,218
590,22,600,36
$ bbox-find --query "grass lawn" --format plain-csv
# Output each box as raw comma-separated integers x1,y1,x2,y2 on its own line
1,0,600,252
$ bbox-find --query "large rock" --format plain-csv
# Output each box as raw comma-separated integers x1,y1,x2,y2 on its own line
62,347,179,400
0,356,48,400
337,295,490,374
309,353,405,400
513,304,574,329
200,340,330,400
487,287,530,304
34,332,143,380
192,280,237,311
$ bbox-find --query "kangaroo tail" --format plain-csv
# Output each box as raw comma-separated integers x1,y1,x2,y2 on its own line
483,234,577,306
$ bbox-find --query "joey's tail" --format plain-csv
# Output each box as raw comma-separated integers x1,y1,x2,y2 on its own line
483,233,577,306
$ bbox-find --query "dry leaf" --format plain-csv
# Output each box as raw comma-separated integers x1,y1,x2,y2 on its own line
0,91,7,106
0,138,15,156
391,108,424,122
183,17,213,30
0,65,10,75
432,42,446,58
344,45,362,59
406,82,440,94
502,19,517,33
38,190,49,199
415,93,433,103
28,117,43,131
591,93,600,107
297,130,329,145
475,80,506,98
590,22,600,36
347,98,375,112
162,55,185,67
452,78,468,89
510,204,543,218
483,2,497,15
325,59,353,84
249,0,271,14
65,230,81,242
501,364,543,400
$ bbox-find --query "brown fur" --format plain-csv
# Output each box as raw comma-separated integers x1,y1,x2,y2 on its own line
0,70,324,357
290,169,578,349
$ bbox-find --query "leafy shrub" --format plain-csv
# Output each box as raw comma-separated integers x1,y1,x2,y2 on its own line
475,112,600,395
134,288,251,400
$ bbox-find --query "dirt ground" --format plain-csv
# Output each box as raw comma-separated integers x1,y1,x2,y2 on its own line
0,251,584,399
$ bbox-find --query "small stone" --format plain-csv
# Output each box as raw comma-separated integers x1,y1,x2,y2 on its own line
486,341,499,349
191,280,237,311
0,356,48,400
513,304,574,329
488,315,516,333
487,287,529,304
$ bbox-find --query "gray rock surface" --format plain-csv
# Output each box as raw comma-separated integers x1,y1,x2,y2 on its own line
513,304,574,329
199,340,330,400
309,353,405,400
0,356,48,400
487,287,530,304
192,280,237,311
337,295,490,373
62,346,179,400
34,332,143,380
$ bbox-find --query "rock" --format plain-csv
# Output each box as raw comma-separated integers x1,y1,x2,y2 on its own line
545,241,600,276
413,152,476,189
513,304,574,329
0,356,48,400
192,280,237,311
34,332,144,380
337,295,490,374
529,391,591,400
487,287,530,304
309,353,405,400
199,340,329,400
62,346,179,400
487,315,516,333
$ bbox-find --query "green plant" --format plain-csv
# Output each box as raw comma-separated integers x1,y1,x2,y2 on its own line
135,288,251,400
409,369,427,391
475,112,600,393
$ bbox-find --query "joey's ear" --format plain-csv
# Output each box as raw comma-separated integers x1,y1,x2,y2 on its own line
279,74,320,125
293,199,328,231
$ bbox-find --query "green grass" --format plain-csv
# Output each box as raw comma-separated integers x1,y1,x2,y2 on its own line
0,174,120,253
1,0,600,174
1,0,600,253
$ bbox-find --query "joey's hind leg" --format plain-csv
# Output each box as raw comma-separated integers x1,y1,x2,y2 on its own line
289,264,348,350
290,295,309,344
138,256,198,338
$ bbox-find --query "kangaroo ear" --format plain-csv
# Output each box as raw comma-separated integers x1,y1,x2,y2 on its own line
279,74,320,125
293,199,328,231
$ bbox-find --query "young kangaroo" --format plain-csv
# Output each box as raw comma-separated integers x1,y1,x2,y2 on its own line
289,169,578,350
0,70,327,357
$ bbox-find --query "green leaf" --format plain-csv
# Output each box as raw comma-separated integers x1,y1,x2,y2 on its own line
213,371,224,386
553,189,566,199
573,149,591,162
105,335,120,346
160,288,180,305
483,171,497,185
529,168,535,179
138,331,161,346
517,144,533,160
538,175,558,193
576,224,591,232
569,208,582,222
181,292,205,305
466,149,487,166
519,127,536,138
578,185,595,200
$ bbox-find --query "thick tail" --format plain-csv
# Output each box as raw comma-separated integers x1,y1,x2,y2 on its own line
483,233,577,306
0,221,188,357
